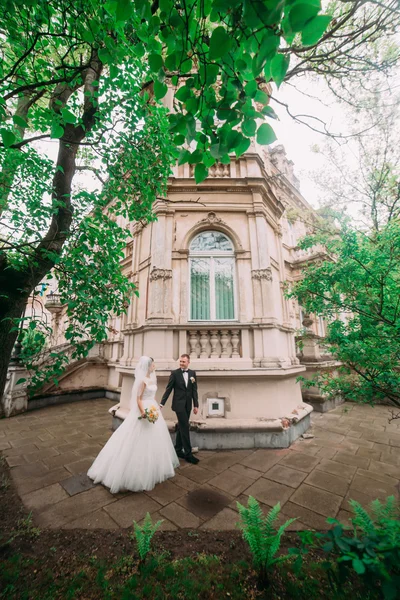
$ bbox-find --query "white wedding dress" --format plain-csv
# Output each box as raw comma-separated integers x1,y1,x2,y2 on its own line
88,382,179,493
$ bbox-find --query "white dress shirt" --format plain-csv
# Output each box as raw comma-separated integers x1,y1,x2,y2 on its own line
182,369,188,387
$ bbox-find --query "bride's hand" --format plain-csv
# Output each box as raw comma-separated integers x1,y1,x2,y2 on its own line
141,412,146,418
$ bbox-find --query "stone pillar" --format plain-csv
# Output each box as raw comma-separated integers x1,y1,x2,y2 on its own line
147,211,174,323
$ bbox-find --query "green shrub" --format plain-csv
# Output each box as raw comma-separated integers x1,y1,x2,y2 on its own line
237,496,295,588
319,496,400,599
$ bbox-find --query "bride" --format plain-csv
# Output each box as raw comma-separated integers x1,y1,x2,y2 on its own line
88,356,179,493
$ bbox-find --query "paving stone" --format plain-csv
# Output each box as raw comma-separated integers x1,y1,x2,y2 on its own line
104,493,161,528
229,463,262,481
283,502,330,530
171,473,201,492
243,478,293,508
305,469,349,496
38,433,55,442
21,483,68,512
290,484,342,518
65,457,96,475
350,473,398,500
11,461,49,480
176,486,232,520
333,452,370,469
6,455,27,467
24,447,60,464
200,450,253,474
355,468,399,486
315,458,356,483
43,451,80,470
336,509,353,527
159,502,201,528
146,480,186,506
277,452,320,473
9,436,40,449
262,465,307,489
208,469,253,496
290,443,321,456
61,472,96,496
137,510,177,531
63,509,120,530
239,449,282,472
200,508,239,531
316,447,338,460
4,443,39,457
36,485,117,528
355,447,382,461
13,467,71,496
178,465,214,484
378,452,400,467
369,459,400,479
341,489,380,511
0,440,11,451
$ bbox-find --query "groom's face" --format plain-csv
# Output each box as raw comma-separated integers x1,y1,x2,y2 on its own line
179,356,189,370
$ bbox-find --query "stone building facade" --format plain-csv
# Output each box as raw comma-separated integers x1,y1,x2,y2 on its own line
4,141,330,445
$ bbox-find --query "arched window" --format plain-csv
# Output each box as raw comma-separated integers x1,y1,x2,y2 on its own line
189,231,236,321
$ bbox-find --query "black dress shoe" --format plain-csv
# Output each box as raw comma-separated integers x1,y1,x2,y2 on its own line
185,454,199,464
176,450,185,459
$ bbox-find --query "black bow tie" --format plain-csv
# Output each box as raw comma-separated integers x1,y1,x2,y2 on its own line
182,369,188,373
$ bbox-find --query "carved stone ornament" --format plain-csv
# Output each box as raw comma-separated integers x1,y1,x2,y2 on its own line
149,267,172,281
198,211,224,227
251,267,273,281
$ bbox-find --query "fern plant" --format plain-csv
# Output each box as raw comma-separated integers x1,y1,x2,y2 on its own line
132,513,163,562
237,496,296,588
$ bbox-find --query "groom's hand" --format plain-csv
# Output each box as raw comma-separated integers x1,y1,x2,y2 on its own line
193,407,198,415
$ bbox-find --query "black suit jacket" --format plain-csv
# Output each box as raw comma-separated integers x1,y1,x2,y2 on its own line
160,368,199,412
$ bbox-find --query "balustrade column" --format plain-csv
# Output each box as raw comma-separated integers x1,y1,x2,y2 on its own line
231,329,240,357
220,329,230,357
209,330,219,357
189,330,199,359
199,331,209,358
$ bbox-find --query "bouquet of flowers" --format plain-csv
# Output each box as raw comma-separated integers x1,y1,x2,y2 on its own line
138,405,159,424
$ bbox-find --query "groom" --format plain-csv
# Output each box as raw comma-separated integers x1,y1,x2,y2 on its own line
160,354,199,464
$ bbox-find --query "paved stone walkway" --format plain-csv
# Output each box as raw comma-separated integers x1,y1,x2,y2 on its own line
1,400,399,531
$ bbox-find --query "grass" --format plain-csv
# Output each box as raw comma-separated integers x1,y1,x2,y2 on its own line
0,548,383,600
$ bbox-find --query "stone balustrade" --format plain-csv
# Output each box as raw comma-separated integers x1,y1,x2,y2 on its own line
187,328,241,359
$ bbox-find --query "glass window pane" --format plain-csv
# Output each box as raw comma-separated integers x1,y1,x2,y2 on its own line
190,231,233,252
215,258,235,320
190,259,210,320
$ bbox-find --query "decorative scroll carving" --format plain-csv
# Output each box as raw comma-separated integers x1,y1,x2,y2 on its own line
149,267,172,281
251,268,272,281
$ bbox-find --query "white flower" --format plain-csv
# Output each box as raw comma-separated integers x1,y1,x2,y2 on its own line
190,377,196,383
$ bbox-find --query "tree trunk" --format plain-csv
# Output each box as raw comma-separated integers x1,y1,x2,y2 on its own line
0,293,29,413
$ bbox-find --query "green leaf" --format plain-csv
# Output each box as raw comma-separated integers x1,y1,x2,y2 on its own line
242,119,257,137
16,378,27,385
116,0,133,22
209,26,232,60
51,123,64,139
261,105,278,119
352,558,366,575
256,123,277,145
289,3,320,32
1,129,16,147
270,54,290,88
301,15,332,46
154,80,168,100
234,136,250,157
61,108,76,124
194,163,208,184
13,115,28,128
148,53,163,72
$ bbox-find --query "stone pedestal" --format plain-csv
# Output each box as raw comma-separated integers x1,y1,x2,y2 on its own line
1,365,29,417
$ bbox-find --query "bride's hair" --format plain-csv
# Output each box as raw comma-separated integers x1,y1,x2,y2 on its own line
129,356,156,411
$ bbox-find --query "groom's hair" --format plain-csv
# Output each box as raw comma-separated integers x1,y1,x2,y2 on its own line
180,353,190,360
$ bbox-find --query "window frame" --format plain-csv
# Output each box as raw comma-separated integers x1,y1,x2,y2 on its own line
188,231,238,322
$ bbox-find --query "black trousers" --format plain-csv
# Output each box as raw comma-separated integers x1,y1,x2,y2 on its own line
175,403,192,455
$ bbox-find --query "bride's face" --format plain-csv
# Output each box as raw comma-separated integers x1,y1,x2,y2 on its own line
149,361,156,373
